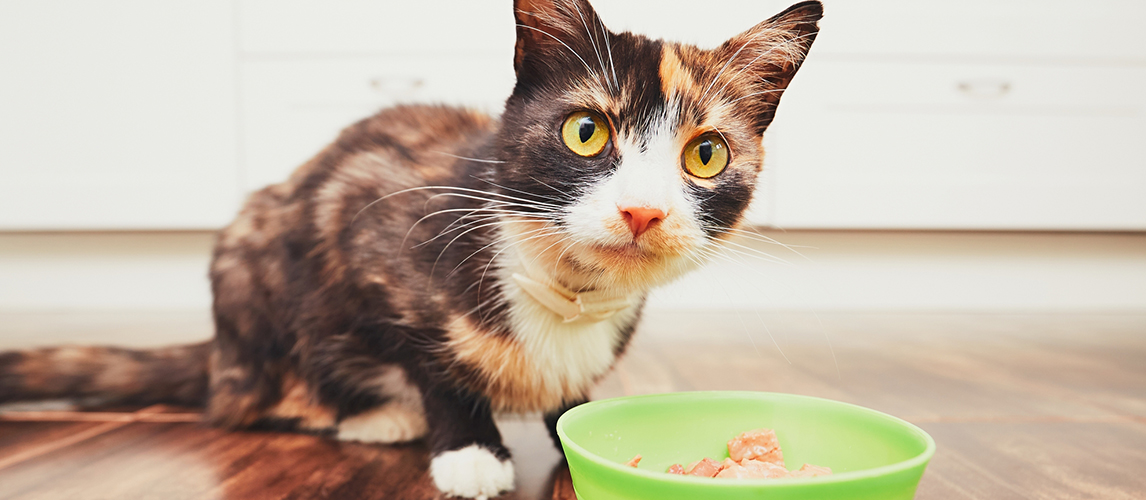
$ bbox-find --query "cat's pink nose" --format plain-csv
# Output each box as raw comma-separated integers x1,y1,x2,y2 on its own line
619,206,666,239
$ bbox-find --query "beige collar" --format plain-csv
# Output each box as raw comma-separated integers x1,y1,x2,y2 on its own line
511,262,634,323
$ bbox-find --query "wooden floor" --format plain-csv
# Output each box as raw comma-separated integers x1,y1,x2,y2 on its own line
1,310,1144,499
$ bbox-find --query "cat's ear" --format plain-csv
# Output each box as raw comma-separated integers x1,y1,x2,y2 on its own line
716,1,823,131
512,0,606,79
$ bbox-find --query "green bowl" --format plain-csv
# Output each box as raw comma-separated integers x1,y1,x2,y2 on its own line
556,391,935,500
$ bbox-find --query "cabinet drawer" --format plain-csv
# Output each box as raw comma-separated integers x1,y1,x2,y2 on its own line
600,0,1146,62
812,0,1146,62
239,0,513,56
769,61,1146,230
241,57,516,191
239,1,1146,63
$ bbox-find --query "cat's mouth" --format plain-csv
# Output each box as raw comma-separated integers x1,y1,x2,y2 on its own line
589,241,658,261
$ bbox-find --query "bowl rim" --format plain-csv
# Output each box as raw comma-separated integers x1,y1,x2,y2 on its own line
555,391,937,488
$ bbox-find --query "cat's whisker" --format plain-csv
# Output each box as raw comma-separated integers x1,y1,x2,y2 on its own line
551,236,580,278
422,191,563,210
431,219,555,283
351,185,565,228
403,208,485,253
568,0,612,91
708,226,816,261
400,205,556,256
447,223,560,281
431,151,507,164
515,22,599,80
711,126,731,152
699,33,757,105
431,207,548,238
470,176,572,205
703,31,820,107
696,244,801,365
527,232,571,270
475,228,565,313
451,230,559,296
715,240,793,267
421,212,507,247
725,88,786,106
598,15,618,92
679,249,777,362
525,175,576,202
460,227,567,322
413,209,552,250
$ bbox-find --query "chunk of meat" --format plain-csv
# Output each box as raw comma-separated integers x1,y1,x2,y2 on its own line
792,463,833,478
716,459,792,479
727,428,784,464
714,463,748,479
636,428,833,480
685,457,723,478
743,459,793,479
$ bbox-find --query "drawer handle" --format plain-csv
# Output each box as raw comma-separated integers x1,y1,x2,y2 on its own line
368,77,426,95
957,80,1011,99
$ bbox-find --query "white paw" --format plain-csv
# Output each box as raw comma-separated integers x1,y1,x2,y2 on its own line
337,403,427,444
430,445,515,500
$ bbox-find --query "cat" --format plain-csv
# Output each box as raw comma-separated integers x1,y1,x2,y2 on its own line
0,0,821,497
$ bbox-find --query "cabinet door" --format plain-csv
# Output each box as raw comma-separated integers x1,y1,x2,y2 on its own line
0,1,239,230
770,61,1146,230
240,56,516,191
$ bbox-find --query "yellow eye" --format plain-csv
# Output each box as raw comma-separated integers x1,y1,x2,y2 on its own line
682,133,730,179
561,111,610,157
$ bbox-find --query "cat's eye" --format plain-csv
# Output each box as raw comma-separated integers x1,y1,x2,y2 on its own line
561,111,610,157
682,133,730,179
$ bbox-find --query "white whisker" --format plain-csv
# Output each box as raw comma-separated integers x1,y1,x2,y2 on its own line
432,151,506,164
515,22,599,79
569,0,611,91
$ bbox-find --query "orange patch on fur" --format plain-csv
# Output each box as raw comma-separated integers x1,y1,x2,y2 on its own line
265,373,336,430
659,45,700,100
444,317,584,413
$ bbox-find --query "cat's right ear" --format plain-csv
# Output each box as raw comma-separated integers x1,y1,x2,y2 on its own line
512,0,605,79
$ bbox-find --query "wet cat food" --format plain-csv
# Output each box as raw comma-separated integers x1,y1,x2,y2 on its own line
627,428,832,480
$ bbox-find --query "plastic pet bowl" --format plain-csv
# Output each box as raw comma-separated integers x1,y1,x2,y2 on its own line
556,391,935,500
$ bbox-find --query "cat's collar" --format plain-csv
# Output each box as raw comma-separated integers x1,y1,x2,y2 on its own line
511,264,634,323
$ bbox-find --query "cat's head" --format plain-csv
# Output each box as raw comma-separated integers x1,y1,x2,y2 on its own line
492,0,821,292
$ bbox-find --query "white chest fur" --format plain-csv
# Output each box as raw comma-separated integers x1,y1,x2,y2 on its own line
502,276,639,404
443,248,643,414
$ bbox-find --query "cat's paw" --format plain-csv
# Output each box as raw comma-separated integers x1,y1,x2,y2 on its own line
337,402,427,444
429,444,514,500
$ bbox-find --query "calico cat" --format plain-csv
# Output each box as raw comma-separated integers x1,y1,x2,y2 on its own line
0,0,821,497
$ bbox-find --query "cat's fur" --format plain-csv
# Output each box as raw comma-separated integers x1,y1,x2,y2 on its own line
0,0,821,497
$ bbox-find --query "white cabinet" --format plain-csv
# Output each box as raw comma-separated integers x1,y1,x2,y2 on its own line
234,0,1146,230
0,1,240,230
240,57,515,192
238,0,514,56
761,0,1146,229
1,0,1142,231
769,62,1146,229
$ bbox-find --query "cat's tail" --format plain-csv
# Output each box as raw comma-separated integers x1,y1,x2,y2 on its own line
0,342,211,408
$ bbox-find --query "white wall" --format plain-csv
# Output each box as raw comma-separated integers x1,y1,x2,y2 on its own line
4,0,1144,231
0,232,214,310
2,1,1145,318
2,231,1143,314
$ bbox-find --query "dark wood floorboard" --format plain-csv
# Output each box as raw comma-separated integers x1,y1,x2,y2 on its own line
1,311,1144,499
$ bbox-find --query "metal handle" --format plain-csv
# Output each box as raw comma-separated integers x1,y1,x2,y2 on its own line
367,77,426,95
957,79,1011,99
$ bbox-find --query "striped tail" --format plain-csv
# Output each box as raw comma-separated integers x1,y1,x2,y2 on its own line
0,342,211,408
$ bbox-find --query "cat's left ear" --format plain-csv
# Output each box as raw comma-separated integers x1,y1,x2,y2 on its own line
512,0,607,83
716,1,823,132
